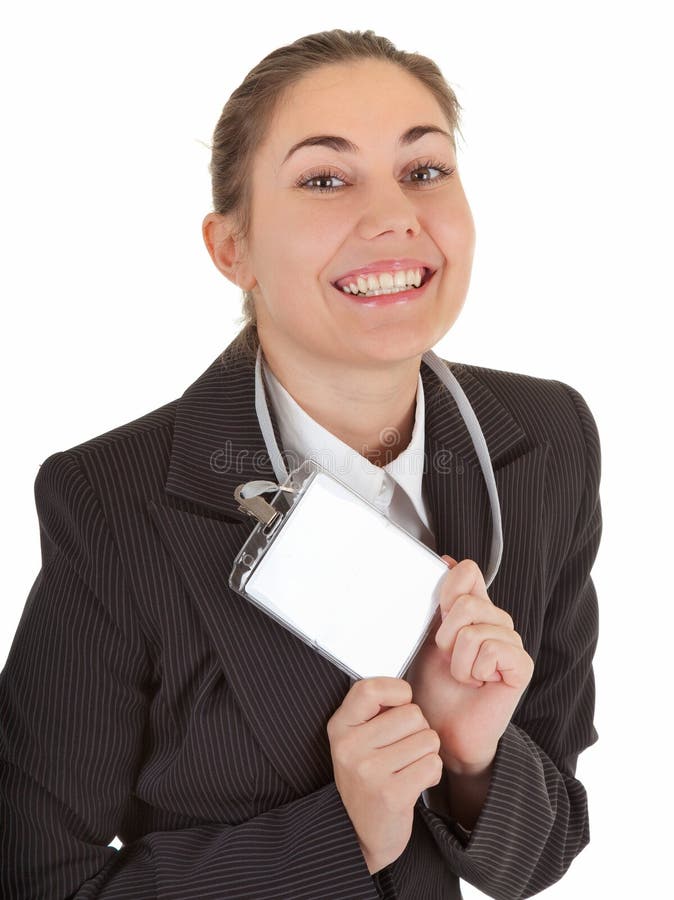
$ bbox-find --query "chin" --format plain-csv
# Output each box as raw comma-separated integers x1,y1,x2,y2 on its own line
350,328,441,365
355,298,461,356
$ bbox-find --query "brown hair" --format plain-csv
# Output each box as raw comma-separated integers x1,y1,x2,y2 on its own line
208,28,463,361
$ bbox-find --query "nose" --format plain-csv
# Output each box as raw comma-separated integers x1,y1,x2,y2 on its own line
356,178,422,240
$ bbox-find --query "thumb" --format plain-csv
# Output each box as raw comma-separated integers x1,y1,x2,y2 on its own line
439,555,458,621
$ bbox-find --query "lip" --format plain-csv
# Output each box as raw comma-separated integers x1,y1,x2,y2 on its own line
333,268,436,307
331,258,436,289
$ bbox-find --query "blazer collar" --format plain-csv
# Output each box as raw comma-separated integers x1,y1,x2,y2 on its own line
164,337,528,521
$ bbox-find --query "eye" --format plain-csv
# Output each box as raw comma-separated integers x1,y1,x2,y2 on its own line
402,159,455,186
294,158,455,194
295,170,347,193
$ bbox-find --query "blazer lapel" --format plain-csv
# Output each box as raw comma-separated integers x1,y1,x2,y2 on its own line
421,362,550,641
148,500,349,796
148,341,549,796
148,340,351,797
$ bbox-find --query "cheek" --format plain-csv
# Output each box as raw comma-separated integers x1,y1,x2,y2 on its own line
425,196,476,259
266,204,348,281
296,203,353,260
459,206,477,257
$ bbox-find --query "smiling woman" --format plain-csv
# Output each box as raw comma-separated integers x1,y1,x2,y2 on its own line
0,27,601,900
203,56,476,462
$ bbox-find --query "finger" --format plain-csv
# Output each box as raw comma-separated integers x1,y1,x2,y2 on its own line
392,754,445,811
381,726,441,775
439,558,490,621
471,640,535,689
437,592,515,656
363,702,430,748
449,623,524,685
339,677,412,727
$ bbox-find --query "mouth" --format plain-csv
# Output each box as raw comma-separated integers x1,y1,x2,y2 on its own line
330,266,436,301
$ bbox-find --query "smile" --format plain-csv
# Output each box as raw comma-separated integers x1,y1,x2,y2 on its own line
332,267,433,298
332,269,436,307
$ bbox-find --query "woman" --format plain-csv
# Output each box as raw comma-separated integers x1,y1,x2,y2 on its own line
0,28,601,900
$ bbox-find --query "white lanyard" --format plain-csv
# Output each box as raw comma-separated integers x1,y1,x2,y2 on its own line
253,347,503,588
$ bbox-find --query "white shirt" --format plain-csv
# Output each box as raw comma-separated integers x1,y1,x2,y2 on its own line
261,356,436,546
261,357,441,812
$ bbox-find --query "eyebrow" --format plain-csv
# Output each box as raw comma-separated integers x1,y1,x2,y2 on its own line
281,124,453,166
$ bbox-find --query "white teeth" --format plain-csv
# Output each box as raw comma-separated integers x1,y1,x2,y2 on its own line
338,267,425,296
359,285,417,297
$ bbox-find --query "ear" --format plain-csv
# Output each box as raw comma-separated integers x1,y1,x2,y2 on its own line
201,212,256,291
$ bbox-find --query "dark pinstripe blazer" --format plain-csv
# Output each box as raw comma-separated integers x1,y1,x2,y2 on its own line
1,336,601,900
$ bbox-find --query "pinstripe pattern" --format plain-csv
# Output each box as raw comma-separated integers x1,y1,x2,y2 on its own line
0,337,601,899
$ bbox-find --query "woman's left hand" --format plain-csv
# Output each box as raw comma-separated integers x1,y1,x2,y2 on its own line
405,557,534,775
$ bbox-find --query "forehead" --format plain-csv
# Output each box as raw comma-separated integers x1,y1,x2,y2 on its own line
262,60,449,158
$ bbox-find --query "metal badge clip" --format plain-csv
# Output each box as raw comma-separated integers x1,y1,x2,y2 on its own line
234,480,295,527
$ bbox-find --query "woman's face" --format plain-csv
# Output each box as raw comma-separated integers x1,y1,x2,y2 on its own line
235,59,475,369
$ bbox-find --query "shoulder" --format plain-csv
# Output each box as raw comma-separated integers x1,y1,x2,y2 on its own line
448,359,601,472
449,361,603,587
35,345,236,492
34,397,180,518
60,397,179,461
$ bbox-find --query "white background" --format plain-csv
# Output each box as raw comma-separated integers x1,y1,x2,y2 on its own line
2,2,672,896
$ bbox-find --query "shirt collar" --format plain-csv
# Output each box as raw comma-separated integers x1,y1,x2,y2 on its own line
260,356,428,523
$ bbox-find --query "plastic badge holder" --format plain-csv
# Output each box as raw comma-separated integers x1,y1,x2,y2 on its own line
229,459,450,681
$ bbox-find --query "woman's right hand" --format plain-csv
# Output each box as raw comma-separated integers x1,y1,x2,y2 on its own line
326,676,443,875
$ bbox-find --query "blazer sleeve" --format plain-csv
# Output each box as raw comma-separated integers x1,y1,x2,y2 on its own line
377,383,602,900
0,451,381,900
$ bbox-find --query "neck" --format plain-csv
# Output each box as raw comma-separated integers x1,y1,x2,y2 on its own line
257,335,422,467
